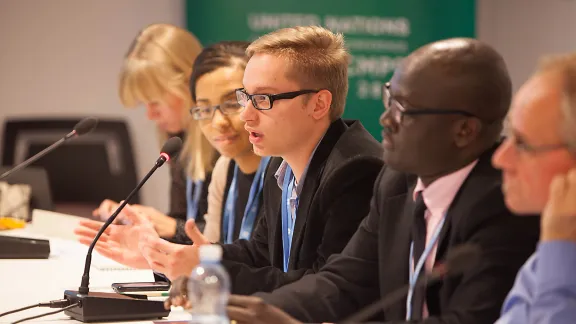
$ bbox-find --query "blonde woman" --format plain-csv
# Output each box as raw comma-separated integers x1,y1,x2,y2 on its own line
90,23,218,243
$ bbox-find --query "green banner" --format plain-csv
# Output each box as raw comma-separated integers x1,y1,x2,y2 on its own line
186,1,475,140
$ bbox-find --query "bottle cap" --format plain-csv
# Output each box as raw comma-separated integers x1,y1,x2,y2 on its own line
199,244,222,262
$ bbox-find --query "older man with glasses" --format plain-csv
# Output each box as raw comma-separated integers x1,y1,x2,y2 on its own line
493,53,576,324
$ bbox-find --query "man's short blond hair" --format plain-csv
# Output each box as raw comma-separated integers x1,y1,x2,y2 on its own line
537,53,576,150
247,25,350,121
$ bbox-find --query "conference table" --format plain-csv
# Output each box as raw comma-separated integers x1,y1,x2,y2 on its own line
0,210,190,323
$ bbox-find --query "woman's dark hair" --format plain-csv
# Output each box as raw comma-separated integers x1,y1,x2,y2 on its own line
189,40,251,102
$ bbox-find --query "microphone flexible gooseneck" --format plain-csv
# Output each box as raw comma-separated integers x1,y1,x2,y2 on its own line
0,117,99,181
339,244,481,324
78,136,182,294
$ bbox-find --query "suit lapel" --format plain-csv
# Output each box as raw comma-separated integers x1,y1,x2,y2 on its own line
426,145,501,316
434,144,501,263
287,119,348,269
265,158,285,269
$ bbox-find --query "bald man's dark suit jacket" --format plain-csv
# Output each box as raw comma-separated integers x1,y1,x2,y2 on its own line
257,144,541,324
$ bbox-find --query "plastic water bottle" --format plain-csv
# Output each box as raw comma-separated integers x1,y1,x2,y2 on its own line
187,244,230,324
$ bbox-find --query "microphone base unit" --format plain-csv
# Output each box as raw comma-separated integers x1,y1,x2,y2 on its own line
63,290,170,322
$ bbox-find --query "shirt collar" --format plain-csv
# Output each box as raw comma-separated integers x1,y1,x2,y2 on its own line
275,161,293,190
412,159,479,214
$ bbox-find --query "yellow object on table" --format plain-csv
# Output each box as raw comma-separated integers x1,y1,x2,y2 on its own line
0,217,26,230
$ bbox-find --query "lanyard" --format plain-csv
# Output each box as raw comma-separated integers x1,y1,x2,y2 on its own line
186,178,204,221
222,156,270,244
281,164,299,272
405,214,447,321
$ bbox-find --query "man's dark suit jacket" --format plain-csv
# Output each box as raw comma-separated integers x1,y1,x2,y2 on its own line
258,143,541,324
220,118,385,295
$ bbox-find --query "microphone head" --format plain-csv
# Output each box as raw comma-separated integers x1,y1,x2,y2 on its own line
160,137,183,161
73,117,99,136
444,244,481,276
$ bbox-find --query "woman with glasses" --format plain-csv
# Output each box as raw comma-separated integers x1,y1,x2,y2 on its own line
188,41,269,243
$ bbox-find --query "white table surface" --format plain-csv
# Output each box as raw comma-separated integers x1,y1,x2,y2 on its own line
0,210,190,323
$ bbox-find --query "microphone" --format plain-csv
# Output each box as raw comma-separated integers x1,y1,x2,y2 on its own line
0,117,99,260
339,244,481,324
0,117,99,180
62,136,182,322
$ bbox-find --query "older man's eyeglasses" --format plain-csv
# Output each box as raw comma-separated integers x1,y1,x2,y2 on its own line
382,82,478,124
507,132,573,154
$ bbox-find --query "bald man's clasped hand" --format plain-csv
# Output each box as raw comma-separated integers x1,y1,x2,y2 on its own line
165,277,301,324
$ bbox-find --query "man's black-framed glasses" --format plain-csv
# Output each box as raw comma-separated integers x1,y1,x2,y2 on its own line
189,100,243,120
235,88,320,111
382,82,478,124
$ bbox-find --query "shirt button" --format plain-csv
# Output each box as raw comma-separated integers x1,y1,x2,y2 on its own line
288,228,291,235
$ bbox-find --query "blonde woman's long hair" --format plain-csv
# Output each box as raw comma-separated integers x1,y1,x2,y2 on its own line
118,23,216,180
